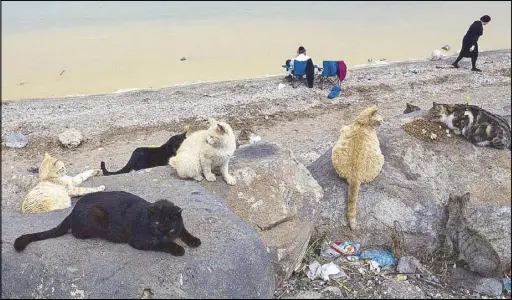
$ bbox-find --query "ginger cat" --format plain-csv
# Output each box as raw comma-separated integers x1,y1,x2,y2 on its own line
169,118,237,185
22,153,105,214
331,105,385,230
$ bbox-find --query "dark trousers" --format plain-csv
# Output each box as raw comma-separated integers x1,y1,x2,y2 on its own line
453,40,479,69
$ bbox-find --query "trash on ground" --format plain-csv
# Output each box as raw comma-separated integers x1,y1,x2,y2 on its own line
396,274,408,281
360,250,396,267
278,83,286,90
368,260,381,274
5,132,29,148
306,261,345,281
504,277,511,293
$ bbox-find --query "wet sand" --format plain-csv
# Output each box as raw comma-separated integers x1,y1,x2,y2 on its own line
2,2,511,100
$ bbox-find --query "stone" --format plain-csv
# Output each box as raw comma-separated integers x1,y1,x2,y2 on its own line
381,279,426,299
397,256,429,274
58,128,84,148
448,268,503,297
202,142,323,282
308,110,511,263
4,132,28,148
2,167,275,299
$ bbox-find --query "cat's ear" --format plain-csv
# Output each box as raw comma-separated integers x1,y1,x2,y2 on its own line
432,101,437,107
216,124,226,134
461,192,471,203
208,118,217,126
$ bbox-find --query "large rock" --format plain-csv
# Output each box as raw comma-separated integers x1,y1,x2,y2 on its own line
202,142,323,282
2,167,275,299
308,110,511,263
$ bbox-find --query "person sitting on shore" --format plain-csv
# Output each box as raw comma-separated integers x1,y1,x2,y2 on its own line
451,15,491,72
288,46,311,69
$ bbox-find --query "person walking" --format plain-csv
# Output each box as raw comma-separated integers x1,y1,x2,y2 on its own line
452,15,491,72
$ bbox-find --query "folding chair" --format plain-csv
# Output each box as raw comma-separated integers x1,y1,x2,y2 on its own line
319,60,341,90
290,60,308,88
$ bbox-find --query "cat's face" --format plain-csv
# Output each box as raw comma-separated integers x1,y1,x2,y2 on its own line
147,200,184,239
206,118,234,146
39,153,67,180
356,105,383,127
429,102,454,119
236,129,262,147
169,132,188,151
447,192,471,215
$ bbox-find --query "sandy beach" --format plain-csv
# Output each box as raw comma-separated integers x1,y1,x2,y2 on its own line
2,1,511,100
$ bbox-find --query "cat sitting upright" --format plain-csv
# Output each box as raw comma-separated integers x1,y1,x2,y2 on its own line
170,118,237,185
14,191,201,256
444,192,502,278
22,153,105,214
100,132,188,176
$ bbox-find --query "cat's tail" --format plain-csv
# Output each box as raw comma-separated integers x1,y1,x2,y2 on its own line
14,215,71,252
100,161,131,176
347,179,361,231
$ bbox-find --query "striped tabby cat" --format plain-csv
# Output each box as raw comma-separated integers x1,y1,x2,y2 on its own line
429,102,511,150
445,192,502,278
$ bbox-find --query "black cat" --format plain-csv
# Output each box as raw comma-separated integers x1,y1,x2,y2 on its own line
101,132,187,176
14,191,201,256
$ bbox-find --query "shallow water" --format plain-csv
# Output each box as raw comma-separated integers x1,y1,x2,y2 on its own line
2,1,511,100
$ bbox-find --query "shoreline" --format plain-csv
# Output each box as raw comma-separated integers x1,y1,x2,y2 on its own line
2,49,510,156
3,48,510,103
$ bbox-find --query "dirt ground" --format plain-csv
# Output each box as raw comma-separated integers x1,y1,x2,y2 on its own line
2,49,511,299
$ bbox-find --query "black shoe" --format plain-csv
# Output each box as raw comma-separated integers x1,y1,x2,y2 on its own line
471,68,482,72
452,62,460,68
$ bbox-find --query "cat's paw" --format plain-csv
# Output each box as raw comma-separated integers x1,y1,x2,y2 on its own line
205,173,216,182
185,237,202,248
224,175,237,186
193,175,204,182
97,185,106,192
169,244,185,256
93,169,103,176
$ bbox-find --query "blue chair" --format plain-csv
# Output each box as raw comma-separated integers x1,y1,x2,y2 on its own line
318,61,340,90
290,60,308,88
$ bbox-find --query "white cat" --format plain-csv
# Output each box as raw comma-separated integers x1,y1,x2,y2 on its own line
169,118,237,185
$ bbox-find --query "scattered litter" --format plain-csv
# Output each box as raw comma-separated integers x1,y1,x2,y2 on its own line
141,288,153,299
5,132,29,148
322,241,361,258
442,45,451,51
328,86,342,99
504,278,511,293
306,261,345,281
360,250,396,267
430,133,438,140
396,274,408,281
368,260,381,273
278,83,286,90
148,144,158,148
345,256,359,262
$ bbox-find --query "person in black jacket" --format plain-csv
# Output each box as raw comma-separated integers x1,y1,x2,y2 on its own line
452,15,491,72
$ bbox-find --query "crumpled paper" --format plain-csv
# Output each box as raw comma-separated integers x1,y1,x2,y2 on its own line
306,261,346,281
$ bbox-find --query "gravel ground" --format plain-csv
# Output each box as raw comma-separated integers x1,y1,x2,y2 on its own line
2,49,511,299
